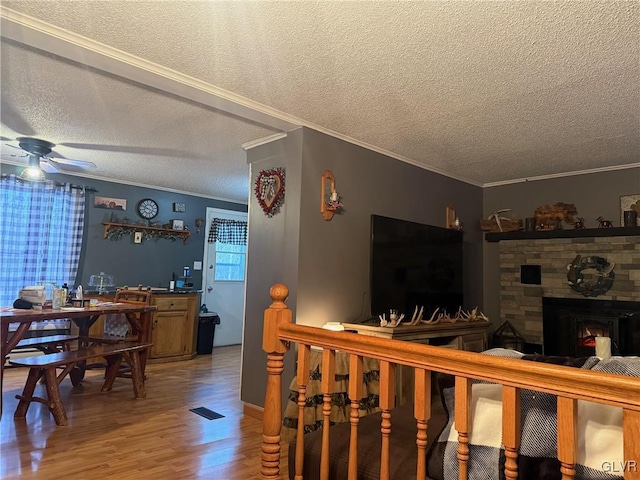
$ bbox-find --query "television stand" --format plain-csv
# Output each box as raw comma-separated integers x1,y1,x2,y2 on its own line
356,316,380,325
341,321,490,404
341,321,489,349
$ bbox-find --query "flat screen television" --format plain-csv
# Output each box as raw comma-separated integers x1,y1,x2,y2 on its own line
370,214,463,319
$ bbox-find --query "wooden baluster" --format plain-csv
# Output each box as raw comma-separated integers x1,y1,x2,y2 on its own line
347,354,364,480
320,348,336,480
414,368,432,480
557,397,577,480
623,409,640,480
455,377,472,480
502,385,521,480
379,360,396,480
261,284,292,480
294,344,311,480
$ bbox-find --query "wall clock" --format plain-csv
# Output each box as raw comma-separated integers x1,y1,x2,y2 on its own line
137,198,159,219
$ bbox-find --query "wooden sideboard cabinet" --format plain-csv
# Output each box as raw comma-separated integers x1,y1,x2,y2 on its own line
149,294,198,362
82,291,199,363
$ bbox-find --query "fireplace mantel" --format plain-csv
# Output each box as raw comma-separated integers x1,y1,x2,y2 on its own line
485,226,640,242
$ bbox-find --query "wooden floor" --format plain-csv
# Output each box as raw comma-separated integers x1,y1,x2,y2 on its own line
1,346,288,479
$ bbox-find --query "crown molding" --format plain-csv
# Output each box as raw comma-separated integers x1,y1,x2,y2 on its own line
4,8,632,191
241,133,289,151
482,163,640,188
0,8,483,188
0,8,299,133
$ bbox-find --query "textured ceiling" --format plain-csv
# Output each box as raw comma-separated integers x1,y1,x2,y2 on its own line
1,1,639,203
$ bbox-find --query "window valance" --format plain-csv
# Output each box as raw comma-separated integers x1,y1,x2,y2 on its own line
207,218,248,245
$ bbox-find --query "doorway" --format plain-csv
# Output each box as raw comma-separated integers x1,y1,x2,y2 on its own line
202,208,247,346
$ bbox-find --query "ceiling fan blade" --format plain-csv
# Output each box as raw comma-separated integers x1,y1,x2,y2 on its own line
47,156,97,169
5,143,24,151
0,151,28,159
0,99,37,136
0,152,27,161
57,142,203,159
40,160,60,173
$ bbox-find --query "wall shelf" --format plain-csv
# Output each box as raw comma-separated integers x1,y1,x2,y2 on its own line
485,226,640,242
102,222,191,245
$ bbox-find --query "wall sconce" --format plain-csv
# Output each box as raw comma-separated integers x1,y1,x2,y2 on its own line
320,170,343,221
445,203,461,230
195,217,204,233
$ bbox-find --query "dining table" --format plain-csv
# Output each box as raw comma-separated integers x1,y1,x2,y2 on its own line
0,302,156,416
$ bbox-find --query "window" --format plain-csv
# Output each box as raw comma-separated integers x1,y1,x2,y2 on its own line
0,175,86,307
207,217,247,282
214,242,246,281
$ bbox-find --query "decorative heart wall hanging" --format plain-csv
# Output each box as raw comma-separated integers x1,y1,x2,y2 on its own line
255,167,286,217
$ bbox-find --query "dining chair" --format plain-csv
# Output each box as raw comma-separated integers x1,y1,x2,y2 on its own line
104,285,153,339
89,285,153,379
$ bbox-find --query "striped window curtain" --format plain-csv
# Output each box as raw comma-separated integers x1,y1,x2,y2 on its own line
207,218,248,245
0,175,86,307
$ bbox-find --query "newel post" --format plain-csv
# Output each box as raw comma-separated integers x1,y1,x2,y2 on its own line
261,283,292,479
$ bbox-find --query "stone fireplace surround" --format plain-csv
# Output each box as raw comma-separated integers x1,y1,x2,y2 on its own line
496,231,640,353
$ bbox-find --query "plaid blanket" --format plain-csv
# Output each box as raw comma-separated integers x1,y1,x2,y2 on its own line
427,350,640,480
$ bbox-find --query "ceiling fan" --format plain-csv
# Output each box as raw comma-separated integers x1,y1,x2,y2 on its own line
2,137,97,181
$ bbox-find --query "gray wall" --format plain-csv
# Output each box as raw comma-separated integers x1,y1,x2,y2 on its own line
242,128,303,407
241,127,483,407
482,167,640,341
1,164,247,292
296,128,484,327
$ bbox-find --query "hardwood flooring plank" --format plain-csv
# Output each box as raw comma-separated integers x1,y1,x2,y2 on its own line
1,345,288,480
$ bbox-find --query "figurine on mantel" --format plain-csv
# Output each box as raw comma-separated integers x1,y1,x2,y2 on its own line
596,216,613,228
480,209,523,232
573,217,585,229
534,202,577,230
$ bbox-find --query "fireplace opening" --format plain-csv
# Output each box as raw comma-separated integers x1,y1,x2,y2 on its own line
542,297,640,357
574,316,616,357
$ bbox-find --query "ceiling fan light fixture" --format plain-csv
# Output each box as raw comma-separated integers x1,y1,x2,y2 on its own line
19,156,46,182
19,165,46,182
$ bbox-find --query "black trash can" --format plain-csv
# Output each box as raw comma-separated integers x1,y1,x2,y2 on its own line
197,312,220,355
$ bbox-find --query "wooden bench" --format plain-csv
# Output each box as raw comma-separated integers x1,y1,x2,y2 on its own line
87,333,138,344
9,342,153,426
14,334,79,354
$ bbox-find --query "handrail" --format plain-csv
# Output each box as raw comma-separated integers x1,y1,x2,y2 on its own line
277,323,640,410
260,283,640,480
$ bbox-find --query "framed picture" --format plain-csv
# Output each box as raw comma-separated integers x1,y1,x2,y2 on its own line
173,202,186,213
620,194,640,227
171,219,184,230
94,196,127,210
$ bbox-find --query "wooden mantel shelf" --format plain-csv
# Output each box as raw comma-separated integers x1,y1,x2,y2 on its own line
102,222,191,245
485,226,640,242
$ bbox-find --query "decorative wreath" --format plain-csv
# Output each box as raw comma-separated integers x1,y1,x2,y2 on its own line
254,167,285,217
566,254,615,297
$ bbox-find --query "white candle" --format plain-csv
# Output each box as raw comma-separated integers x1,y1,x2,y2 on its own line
330,191,338,202
595,336,611,359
